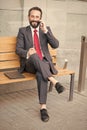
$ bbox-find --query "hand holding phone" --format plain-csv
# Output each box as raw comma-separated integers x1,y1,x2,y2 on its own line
39,21,48,33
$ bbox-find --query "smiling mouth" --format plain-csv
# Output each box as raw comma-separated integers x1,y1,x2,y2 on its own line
32,21,40,24
32,22,38,25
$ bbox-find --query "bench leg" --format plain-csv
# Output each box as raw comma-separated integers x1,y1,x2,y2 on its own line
69,73,75,101
49,81,53,92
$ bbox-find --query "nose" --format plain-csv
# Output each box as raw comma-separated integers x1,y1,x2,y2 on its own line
32,16,36,21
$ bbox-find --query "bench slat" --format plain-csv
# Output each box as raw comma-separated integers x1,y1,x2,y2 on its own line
0,57,56,70
0,37,16,52
0,52,19,61
49,50,56,56
0,60,20,70
0,51,56,61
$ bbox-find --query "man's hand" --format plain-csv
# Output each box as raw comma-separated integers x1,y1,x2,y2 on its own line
27,48,36,58
39,21,48,33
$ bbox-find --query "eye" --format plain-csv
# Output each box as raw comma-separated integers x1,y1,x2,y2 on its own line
36,16,39,18
31,15,34,18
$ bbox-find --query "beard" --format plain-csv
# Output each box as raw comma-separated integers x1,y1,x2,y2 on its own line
30,20,40,28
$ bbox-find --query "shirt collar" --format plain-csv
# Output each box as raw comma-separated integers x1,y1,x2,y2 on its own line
30,26,39,32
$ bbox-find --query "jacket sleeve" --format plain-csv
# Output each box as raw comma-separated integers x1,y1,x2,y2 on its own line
16,28,27,58
45,26,59,49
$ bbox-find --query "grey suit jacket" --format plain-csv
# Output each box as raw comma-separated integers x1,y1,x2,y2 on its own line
16,25,59,74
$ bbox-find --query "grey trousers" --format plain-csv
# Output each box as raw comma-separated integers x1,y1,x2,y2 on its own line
25,54,52,104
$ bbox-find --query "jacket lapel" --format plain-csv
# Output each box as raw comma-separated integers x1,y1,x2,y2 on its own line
26,26,33,47
26,26,44,49
39,29,44,47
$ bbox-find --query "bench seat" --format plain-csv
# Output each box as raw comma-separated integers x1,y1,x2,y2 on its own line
0,69,74,85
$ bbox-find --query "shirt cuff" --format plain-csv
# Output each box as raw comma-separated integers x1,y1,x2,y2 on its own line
26,52,29,59
44,29,48,34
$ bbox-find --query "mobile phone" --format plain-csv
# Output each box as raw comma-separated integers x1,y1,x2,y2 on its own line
39,22,43,27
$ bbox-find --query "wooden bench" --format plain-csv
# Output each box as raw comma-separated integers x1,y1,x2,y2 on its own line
0,37,75,101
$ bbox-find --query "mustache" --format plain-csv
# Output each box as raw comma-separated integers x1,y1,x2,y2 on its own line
31,20,41,24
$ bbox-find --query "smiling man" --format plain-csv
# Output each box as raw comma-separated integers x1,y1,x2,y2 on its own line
16,6,65,122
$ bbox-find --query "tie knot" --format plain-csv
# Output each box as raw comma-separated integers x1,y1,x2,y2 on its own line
34,29,37,33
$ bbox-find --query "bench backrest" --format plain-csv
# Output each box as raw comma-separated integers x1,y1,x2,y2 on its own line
0,37,57,70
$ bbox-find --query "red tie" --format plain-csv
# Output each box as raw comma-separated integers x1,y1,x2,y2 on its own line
34,29,43,60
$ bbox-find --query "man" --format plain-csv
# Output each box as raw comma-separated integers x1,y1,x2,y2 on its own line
16,6,64,122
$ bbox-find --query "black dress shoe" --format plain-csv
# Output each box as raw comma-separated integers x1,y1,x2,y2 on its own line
55,82,65,94
40,109,49,122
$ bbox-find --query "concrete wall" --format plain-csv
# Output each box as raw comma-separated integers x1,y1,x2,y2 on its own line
0,0,87,82
0,0,23,36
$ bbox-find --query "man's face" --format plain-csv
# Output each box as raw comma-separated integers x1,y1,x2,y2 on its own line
28,10,41,28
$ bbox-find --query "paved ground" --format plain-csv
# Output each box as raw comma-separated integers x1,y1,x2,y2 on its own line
0,80,87,130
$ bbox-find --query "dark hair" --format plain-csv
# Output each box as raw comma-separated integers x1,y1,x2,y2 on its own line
28,6,42,18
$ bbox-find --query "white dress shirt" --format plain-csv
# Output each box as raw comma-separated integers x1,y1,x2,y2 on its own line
27,26,43,59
